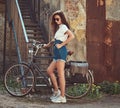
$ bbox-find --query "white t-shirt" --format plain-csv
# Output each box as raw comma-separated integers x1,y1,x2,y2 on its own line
54,24,69,42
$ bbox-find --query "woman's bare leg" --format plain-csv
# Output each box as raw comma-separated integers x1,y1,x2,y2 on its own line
56,60,65,97
47,61,58,91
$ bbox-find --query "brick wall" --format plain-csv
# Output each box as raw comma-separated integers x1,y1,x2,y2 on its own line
0,3,5,74
0,3,17,75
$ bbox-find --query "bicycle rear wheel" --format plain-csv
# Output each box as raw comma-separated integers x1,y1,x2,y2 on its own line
4,63,35,97
65,69,93,99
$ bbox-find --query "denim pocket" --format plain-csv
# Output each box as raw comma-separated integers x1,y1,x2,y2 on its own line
58,46,67,59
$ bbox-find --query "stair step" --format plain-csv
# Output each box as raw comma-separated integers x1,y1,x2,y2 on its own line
28,32,41,35
20,9,30,11
25,22,38,25
23,15,31,17
21,10,30,12
26,26,40,29
28,35,42,39
18,1,28,3
21,12,30,15
25,24,39,27
27,32,42,35
23,19,32,22
19,4,29,7
23,19,32,21
23,16,31,19
28,36,43,40
26,27,41,30
19,4,28,6
19,2,28,4
21,12,31,15
27,30,41,33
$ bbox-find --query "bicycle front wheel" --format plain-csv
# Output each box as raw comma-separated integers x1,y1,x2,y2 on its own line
4,63,35,97
65,69,93,99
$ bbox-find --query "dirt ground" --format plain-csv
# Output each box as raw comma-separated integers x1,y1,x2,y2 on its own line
0,91,120,108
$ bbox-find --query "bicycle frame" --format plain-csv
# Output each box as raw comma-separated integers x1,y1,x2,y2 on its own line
27,59,52,87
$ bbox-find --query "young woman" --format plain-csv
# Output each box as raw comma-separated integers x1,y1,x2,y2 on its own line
44,10,74,103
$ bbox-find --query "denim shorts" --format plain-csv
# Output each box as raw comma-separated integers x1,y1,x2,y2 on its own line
53,40,67,62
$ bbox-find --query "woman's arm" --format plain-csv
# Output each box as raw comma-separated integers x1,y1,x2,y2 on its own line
56,30,75,49
43,38,55,48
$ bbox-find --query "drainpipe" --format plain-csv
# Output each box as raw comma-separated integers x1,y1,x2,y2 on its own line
3,0,7,76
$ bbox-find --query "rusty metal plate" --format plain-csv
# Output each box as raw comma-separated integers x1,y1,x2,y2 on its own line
86,42,106,82
113,43,120,65
105,20,120,81
111,21,120,42
87,19,105,42
87,42,104,65
86,0,105,19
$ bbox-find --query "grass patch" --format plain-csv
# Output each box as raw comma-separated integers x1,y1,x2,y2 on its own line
0,80,6,93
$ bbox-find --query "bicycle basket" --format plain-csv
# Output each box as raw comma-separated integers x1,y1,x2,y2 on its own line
70,61,88,74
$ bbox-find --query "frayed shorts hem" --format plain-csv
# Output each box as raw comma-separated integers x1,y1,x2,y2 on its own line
53,59,66,62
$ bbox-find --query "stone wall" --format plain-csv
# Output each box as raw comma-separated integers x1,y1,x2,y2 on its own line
63,0,86,61
0,3,17,74
106,0,120,21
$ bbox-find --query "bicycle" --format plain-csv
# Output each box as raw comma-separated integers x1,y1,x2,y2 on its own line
4,40,94,99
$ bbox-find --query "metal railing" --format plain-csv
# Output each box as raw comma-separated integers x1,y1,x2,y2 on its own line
15,0,29,43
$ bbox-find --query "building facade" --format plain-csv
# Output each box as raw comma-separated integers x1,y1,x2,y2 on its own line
0,0,120,82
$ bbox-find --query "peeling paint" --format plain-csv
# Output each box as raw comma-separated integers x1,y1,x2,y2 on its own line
97,0,104,6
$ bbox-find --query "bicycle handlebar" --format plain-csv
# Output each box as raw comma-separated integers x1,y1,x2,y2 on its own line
33,40,45,48
28,40,46,56
30,40,74,56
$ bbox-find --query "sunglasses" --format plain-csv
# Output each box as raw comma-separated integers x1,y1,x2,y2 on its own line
54,18,60,21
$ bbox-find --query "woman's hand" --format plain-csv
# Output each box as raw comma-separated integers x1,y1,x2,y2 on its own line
43,39,55,48
55,44,62,49
42,44,48,48
43,43,51,48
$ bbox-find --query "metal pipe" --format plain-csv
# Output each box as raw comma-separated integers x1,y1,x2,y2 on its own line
11,21,22,63
3,0,7,75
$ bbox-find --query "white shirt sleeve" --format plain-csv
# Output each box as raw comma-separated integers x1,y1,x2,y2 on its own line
54,24,69,42
60,25,68,34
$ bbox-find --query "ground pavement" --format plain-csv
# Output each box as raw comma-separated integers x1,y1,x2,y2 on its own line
0,92,120,108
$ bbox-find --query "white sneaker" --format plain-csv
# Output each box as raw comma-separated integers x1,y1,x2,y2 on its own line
51,96,67,103
50,89,61,100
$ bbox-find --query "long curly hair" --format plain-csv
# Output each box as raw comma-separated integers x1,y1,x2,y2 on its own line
51,10,70,35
